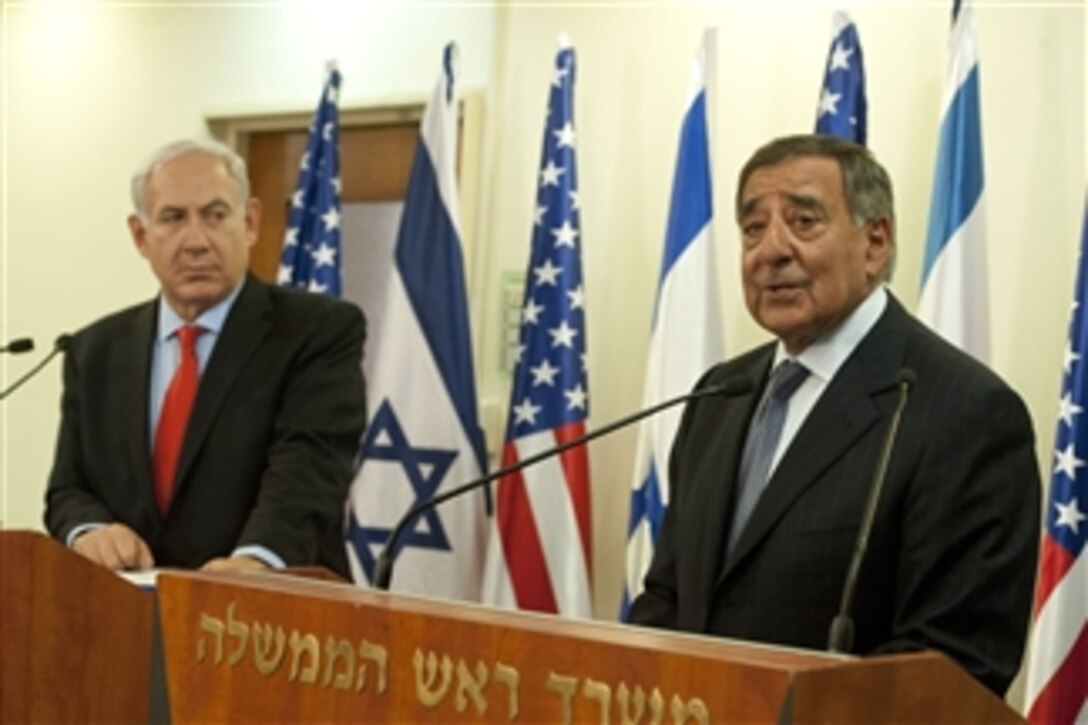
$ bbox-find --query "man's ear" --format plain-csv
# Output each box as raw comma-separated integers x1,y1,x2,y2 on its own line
244,198,262,248
128,214,150,259
865,217,892,276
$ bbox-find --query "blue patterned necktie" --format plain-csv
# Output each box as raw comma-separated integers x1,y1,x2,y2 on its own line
727,360,810,555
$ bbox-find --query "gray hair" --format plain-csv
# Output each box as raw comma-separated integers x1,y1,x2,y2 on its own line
735,134,897,281
130,138,250,218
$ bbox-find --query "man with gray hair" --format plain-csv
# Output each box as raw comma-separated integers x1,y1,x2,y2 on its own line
45,138,366,577
630,134,1039,695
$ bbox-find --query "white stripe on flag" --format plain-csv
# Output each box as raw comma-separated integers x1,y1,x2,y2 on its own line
482,515,518,608
422,46,461,230
1025,547,1088,706
625,518,655,599
516,431,593,618
940,4,979,116
643,223,721,488
916,197,990,358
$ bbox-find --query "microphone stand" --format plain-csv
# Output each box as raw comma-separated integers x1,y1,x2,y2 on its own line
827,369,915,653
0,335,71,402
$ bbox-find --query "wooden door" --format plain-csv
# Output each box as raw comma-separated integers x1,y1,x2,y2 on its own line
244,121,420,283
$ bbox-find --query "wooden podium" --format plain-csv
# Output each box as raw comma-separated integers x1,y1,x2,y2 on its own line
156,570,1022,723
0,530,155,722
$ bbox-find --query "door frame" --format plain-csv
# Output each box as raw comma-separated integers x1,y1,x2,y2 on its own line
204,92,485,284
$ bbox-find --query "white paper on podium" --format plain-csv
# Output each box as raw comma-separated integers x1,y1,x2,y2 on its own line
117,569,159,590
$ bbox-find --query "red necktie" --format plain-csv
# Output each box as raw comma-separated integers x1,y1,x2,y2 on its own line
154,325,204,515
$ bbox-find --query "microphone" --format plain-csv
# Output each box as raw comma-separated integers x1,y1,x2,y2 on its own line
828,367,916,653
0,338,34,354
0,334,72,402
372,376,755,591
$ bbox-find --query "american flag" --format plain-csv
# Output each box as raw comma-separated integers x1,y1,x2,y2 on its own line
278,63,342,296
814,11,867,145
481,36,592,617
1025,198,1088,725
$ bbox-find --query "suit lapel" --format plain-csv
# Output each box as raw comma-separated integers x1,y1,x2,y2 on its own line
126,302,158,521
696,350,771,598
719,294,912,581
174,277,272,491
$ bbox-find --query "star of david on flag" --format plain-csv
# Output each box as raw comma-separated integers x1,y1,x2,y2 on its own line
482,35,593,617
1025,197,1088,725
350,401,458,566
279,62,342,297
345,44,488,601
814,12,867,145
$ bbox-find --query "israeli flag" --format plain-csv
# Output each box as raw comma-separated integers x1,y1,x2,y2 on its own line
346,44,488,600
621,29,724,618
918,0,990,362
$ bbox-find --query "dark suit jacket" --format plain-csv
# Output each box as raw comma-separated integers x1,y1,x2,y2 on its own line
44,275,366,578
629,292,1040,695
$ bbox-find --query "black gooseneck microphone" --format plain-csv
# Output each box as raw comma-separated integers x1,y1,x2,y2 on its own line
0,334,72,402
372,376,755,591
827,367,916,653
0,338,34,354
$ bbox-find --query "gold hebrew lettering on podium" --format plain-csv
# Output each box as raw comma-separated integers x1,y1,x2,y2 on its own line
546,671,579,725
454,659,490,714
669,694,709,724
413,649,454,707
355,640,389,694
649,688,665,723
583,678,612,723
287,631,320,684
225,601,249,667
616,682,666,725
251,623,286,676
321,636,356,690
196,611,224,664
493,662,520,720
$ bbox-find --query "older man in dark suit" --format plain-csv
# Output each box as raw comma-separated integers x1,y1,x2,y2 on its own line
44,138,365,577
629,134,1040,696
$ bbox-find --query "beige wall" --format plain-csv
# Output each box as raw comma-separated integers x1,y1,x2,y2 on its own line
2,0,1083,681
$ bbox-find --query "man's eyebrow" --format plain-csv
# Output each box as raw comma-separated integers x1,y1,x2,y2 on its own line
739,191,827,220
738,196,764,219
783,192,825,212
200,198,232,213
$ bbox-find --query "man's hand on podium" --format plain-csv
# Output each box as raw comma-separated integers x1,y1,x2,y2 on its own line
73,523,155,570
201,555,271,573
